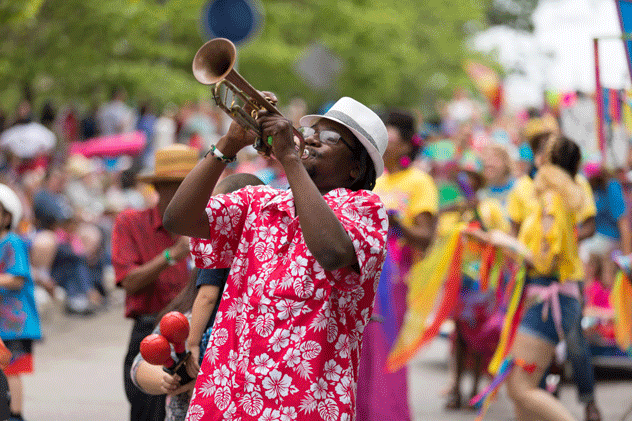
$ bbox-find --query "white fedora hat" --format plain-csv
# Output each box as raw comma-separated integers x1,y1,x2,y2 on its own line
299,97,387,177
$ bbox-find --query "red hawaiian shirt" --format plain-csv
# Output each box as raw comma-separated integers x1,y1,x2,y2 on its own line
186,185,387,421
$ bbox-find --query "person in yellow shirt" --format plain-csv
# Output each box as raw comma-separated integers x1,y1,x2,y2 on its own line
506,132,602,421
356,110,438,421
504,136,585,421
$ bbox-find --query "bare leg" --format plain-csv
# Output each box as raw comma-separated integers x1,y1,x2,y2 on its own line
506,332,576,421
469,353,482,404
30,230,58,297
514,403,532,421
601,255,616,289
446,331,466,409
7,375,22,415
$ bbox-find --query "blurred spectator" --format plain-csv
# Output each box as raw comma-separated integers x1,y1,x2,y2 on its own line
12,100,33,127
177,101,215,151
64,154,106,220
446,87,480,130
515,142,534,178
253,157,288,190
39,102,56,131
112,144,194,421
105,169,147,214
80,102,99,140
478,143,515,207
30,167,102,315
152,103,178,154
97,87,135,135
136,101,157,169
582,160,632,288
60,106,79,144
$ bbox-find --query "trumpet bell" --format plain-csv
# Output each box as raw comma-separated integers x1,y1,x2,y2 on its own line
192,38,236,85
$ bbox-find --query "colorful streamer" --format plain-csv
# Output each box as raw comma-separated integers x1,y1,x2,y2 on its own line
385,222,519,373
470,356,537,420
464,60,503,114
479,244,495,292
611,272,632,357
377,247,397,347
488,266,527,375
385,225,464,372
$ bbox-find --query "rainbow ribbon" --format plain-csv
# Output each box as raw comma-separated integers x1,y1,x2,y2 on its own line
611,272,632,357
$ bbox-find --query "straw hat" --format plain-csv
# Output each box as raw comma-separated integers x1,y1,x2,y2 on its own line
522,114,559,140
66,154,94,179
137,144,198,183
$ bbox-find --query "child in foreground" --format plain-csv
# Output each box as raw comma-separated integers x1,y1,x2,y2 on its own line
0,184,42,421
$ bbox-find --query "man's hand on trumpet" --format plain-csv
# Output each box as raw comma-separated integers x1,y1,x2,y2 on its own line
257,111,301,165
223,91,279,156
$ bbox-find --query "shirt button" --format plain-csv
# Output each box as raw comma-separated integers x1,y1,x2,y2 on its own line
236,393,241,397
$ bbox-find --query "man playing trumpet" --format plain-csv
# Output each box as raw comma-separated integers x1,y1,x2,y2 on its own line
163,95,388,421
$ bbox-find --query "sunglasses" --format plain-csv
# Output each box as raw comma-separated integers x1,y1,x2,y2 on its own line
298,126,357,153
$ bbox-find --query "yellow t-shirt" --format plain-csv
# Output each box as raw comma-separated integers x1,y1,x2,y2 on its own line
518,190,579,283
508,173,595,226
478,198,510,234
460,198,510,281
506,175,536,226
374,167,439,226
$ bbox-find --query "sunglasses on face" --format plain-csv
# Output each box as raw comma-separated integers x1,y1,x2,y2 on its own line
298,126,357,153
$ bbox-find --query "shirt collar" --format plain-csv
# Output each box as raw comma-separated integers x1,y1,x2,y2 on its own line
261,187,352,218
263,189,295,218
488,178,515,194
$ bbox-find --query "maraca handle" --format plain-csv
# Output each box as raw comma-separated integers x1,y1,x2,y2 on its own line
163,351,193,385
175,350,188,363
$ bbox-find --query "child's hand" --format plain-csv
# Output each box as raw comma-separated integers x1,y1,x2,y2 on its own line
186,345,201,378
160,372,181,394
161,372,195,396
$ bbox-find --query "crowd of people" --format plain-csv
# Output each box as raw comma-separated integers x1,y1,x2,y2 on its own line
0,82,631,421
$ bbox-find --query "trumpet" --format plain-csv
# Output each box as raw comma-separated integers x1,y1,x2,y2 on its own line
192,38,304,154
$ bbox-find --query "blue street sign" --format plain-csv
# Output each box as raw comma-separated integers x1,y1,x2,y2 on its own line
615,0,632,78
200,0,263,46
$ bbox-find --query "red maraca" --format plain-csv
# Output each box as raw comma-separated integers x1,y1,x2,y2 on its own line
159,311,190,357
159,312,193,384
140,334,174,367
140,332,193,384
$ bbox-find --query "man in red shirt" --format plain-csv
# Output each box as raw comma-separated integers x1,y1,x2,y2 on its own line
164,97,389,421
112,144,197,421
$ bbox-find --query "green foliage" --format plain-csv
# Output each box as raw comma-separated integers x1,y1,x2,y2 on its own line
0,0,498,114
0,0,209,112
243,0,495,110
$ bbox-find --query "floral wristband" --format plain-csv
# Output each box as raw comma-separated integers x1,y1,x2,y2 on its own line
205,144,236,164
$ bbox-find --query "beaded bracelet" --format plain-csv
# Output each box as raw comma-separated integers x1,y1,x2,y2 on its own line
164,249,176,266
205,144,237,164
